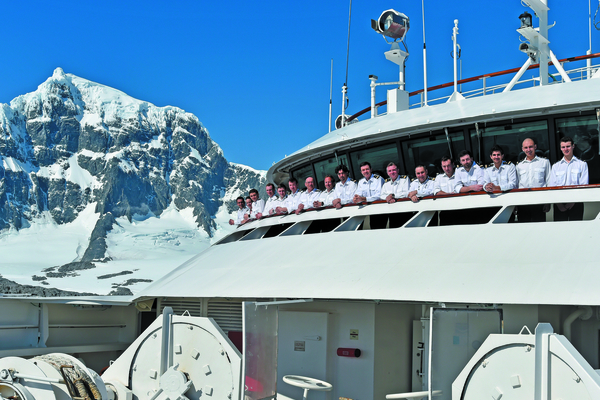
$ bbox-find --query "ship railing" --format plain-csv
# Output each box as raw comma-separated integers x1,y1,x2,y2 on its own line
348,52,600,122
231,183,600,234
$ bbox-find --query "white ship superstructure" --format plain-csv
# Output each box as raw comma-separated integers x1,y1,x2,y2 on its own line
2,1,600,400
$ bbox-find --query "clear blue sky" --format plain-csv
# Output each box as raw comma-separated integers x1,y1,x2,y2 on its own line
0,1,595,171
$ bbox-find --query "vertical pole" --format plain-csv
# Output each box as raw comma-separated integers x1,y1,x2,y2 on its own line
534,323,553,400
452,20,459,94
588,0,593,79
538,0,549,85
329,59,333,132
160,307,174,376
341,85,347,127
370,76,377,118
422,0,428,106
428,307,433,400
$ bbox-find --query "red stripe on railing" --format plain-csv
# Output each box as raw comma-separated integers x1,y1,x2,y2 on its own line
345,52,600,122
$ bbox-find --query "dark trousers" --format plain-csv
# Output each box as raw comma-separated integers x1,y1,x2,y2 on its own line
517,205,546,222
553,202,584,221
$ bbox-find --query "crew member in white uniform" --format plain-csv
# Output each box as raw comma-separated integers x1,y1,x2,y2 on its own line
243,196,252,223
229,196,249,226
353,162,384,203
257,183,278,218
276,178,302,214
275,184,288,214
249,188,264,219
455,150,485,193
332,164,357,209
408,165,435,202
433,156,458,196
516,138,551,222
548,136,589,220
483,144,518,192
315,175,337,207
296,176,321,214
380,162,410,203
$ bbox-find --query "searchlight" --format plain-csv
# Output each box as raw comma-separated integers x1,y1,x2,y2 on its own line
371,9,409,43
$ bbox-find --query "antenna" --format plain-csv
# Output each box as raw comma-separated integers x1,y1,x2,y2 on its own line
329,59,333,133
588,0,593,79
341,0,352,128
421,0,428,106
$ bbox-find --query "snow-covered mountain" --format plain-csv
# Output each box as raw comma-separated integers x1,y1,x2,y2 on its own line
0,68,266,295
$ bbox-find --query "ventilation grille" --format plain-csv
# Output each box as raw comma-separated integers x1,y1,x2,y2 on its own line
159,298,202,317
207,300,243,333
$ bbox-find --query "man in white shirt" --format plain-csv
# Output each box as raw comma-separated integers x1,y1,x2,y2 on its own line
314,175,337,207
275,184,288,214
249,189,265,219
455,150,485,193
380,162,410,203
257,183,278,218
296,176,321,215
353,162,384,204
276,178,302,214
408,165,435,202
548,136,589,221
483,145,518,192
516,138,551,222
434,156,457,196
332,164,357,209
229,196,249,226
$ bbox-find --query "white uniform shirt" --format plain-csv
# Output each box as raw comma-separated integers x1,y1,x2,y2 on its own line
250,198,265,219
285,190,302,212
262,195,279,216
380,175,410,200
454,163,485,193
334,178,357,204
235,207,250,225
298,188,321,210
433,173,458,195
409,177,435,198
276,195,288,211
548,156,589,187
516,156,551,188
483,162,518,191
356,174,384,202
318,188,337,207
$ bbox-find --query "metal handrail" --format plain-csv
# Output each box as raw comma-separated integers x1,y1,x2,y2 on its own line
346,52,600,122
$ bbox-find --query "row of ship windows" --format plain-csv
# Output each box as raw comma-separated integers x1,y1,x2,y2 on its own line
292,113,600,190
218,201,600,245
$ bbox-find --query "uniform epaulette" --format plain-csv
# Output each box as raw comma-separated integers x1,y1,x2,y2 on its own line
401,175,407,178
374,174,381,179
385,178,390,182
411,177,417,181
436,172,445,177
430,176,436,181
506,161,513,165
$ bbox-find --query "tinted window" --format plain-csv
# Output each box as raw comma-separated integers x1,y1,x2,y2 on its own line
314,154,349,190
292,164,315,190
555,115,599,184
470,120,549,165
350,142,400,180
402,131,464,177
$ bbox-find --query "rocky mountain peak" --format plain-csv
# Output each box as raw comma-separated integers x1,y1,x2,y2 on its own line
0,69,266,273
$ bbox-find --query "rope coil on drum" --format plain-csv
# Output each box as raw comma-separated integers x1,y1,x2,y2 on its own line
33,354,101,400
